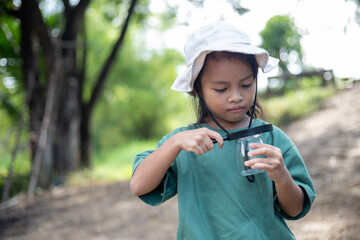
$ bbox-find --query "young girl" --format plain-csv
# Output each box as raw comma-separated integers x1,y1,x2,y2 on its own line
130,22,316,239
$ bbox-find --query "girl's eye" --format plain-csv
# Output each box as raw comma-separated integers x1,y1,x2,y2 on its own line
214,88,227,93
242,83,253,88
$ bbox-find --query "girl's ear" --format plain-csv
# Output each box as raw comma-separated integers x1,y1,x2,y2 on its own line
193,85,202,99
188,90,197,97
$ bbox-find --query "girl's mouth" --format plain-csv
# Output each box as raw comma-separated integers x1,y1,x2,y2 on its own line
228,106,244,113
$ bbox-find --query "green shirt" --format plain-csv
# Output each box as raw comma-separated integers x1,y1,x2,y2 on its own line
133,119,316,240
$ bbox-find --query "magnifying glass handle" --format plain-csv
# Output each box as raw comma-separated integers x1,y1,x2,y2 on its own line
212,136,228,144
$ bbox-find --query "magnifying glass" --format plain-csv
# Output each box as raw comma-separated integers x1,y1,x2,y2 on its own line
212,124,273,143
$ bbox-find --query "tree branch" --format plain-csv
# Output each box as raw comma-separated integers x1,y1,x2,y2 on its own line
75,0,91,14
85,0,138,117
62,0,71,18
62,0,90,41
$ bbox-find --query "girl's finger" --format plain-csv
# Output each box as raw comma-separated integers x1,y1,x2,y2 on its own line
249,162,272,171
203,136,215,151
248,146,280,158
194,144,205,155
207,130,224,148
249,142,281,150
198,140,208,154
244,158,267,167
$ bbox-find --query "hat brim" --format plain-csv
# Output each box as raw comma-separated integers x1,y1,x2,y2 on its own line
171,46,279,93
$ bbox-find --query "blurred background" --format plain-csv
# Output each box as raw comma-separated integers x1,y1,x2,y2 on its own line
0,0,359,239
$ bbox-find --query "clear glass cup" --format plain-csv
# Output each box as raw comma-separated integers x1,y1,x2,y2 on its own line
236,134,266,176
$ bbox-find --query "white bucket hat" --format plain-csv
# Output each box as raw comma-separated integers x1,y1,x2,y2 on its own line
171,22,279,92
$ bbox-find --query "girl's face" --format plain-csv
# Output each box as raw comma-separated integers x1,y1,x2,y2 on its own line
200,56,256,130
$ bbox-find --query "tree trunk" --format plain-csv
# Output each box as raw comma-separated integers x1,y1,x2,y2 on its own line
19,0,88,187
28,40,61,199
20,0,54,188
53,66,81,173
8,0,136,189
80,0,138,167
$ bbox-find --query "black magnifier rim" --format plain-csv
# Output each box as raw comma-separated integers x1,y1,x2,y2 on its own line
212,124,273,143
228,123,273,140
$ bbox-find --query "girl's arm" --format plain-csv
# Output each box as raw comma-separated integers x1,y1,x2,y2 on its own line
245,143,304,217
273,170,305,217
130,128,224,196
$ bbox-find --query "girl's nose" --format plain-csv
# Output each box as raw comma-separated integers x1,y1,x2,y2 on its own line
228,89,243,103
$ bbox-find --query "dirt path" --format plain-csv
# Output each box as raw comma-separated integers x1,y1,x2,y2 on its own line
1,83,360,240
284,82,360,239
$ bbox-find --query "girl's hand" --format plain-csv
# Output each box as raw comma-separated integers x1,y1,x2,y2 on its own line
245,142,305,217
174,128,224,155
244,143,289,183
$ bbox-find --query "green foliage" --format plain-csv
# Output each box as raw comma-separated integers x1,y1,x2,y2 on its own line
262,77,336,126
0,150,31,198
0,16,19,57
0,15,28,198
0,14,23,120
260,15,303,74
0,173,29,198
0,150,31,176
0,0,188,197
84,2,189,151
91,47,187,150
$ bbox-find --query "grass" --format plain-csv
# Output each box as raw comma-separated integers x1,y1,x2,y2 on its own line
0,139,158,194
66,140,157,186
0,152,31,176
0,151,31,198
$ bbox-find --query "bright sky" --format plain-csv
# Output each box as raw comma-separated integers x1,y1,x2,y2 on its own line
148,0,360,80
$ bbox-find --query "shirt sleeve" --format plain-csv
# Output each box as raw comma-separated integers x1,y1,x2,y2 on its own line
274,144,316,220
131,137,178,206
